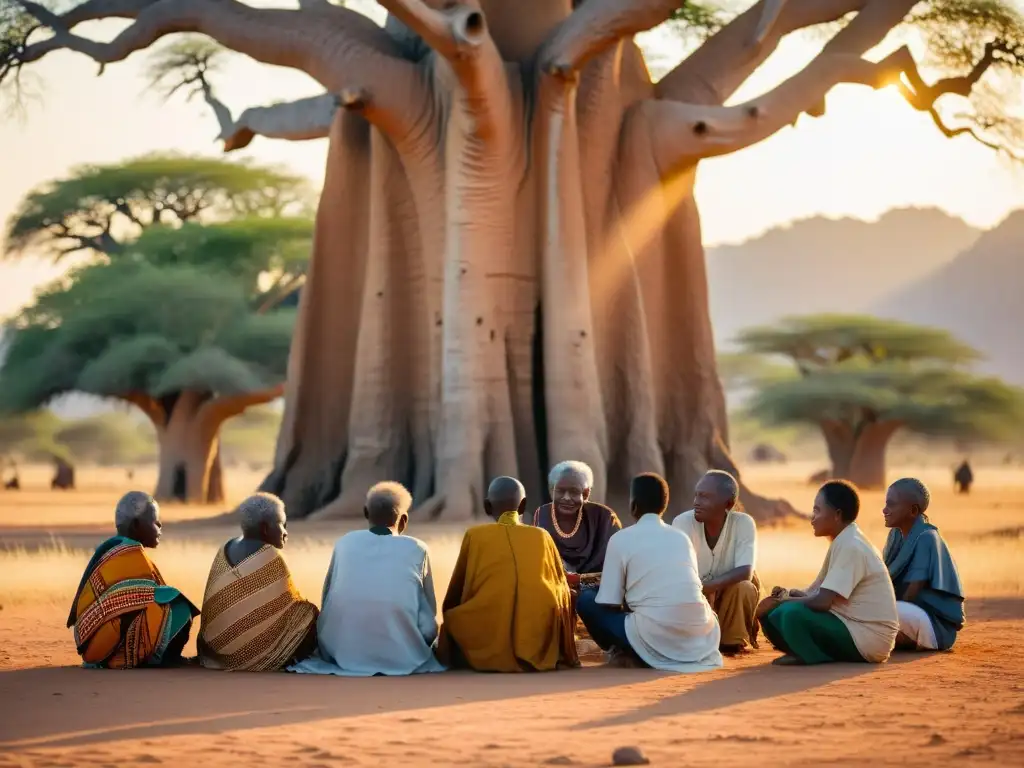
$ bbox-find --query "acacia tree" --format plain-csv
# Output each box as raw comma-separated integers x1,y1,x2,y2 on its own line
4,1,1023,521
3,153,309,259
737,315,1024,488
0,260,295,503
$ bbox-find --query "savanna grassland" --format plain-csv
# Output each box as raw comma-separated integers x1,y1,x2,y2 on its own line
0,462,1022,767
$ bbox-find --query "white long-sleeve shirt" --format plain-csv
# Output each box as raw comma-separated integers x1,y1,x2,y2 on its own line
290,530,445,677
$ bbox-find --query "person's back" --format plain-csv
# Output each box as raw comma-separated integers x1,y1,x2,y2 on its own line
581,473,722,672
293,483,444,676
437,476,578,673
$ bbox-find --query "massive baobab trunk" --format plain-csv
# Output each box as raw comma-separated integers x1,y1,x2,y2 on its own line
19,0,999,520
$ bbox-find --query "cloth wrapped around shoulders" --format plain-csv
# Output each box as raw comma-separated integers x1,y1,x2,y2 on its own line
68,536,198,669
883,516,965,650
198,544,318,671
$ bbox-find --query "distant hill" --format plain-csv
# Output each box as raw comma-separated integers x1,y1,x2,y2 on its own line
707,208,981,349
872,210,1024,384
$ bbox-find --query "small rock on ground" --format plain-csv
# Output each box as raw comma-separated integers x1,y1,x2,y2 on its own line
612,746,650,765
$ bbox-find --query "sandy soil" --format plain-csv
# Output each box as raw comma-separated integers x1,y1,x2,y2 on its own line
1,464,1022,766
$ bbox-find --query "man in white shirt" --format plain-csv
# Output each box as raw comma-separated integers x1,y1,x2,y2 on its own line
290,482,445,677
577,473,723,672
673,470,760,654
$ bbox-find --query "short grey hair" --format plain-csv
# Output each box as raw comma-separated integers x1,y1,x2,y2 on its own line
365,481,413,520
238,492,286,534
548,460,594,490
704,470,739,507
890,477,931,513
115,491,158,530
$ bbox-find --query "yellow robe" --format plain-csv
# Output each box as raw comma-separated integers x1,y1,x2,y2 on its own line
437,515,579,672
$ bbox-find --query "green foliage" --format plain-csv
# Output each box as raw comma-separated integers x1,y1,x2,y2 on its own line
738,314,1024,445
735,314,979,371
122,216,312,305
4,154,312,259
0,260,295,413
54,414,156,465
747,362,1024,443
669,2,729,42
717,352,794,392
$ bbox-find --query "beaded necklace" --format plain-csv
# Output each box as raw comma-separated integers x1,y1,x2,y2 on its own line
551,505,583,538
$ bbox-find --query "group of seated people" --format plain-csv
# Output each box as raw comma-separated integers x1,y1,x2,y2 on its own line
68,461,966,673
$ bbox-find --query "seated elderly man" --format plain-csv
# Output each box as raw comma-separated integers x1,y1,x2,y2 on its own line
532,460,621,578
291,482,445,676
673,470,761,654
68,491,199,669
438,476,579,672
198,493,318,672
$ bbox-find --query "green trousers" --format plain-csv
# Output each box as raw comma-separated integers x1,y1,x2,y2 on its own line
761,602,865,664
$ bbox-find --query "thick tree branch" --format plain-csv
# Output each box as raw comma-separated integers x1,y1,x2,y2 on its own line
540,0,681,77
8,0,412,99
657,0,919,105
377,1,508,141
220,93,339,151
201,383,286,423
651,41,1014,170
120,391,167,426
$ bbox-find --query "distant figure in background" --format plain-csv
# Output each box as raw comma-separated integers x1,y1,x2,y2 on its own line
532,460,621,577
673,471,761,654
198,493,318,672
68,491,198,668
438,476,578,673
882,478,965,651
51,455,75,490
953,460,973,494
292,482,445,677
126,468,135,481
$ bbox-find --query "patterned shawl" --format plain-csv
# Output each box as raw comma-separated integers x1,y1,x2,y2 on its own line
198,544,318,672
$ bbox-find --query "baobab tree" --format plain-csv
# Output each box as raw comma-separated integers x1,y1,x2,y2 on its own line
4,0,1022,521
737,315,1024,488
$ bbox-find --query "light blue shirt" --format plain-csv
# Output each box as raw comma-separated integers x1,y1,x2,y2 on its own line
290,530,445,676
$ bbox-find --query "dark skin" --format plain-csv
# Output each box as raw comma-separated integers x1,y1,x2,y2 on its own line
226,510,288,567
118,507,162,548
882,484,928,649
551,473,589,525
692,475,754,599
758,490,849,665
484,476,527,520
364,504,410,533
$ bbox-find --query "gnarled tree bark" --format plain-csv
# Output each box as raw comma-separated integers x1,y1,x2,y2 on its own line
12,0,1012,522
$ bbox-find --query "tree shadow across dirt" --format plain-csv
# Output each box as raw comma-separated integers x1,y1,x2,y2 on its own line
572,654,924,730
0,664,664,750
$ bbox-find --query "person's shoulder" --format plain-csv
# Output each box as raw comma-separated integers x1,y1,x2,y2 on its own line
399,534,432,554
586,501,618,519
672,510,697,529
731,510,758,534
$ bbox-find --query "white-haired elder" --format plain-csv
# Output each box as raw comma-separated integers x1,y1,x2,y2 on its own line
532,460,622,577
291,482,445,677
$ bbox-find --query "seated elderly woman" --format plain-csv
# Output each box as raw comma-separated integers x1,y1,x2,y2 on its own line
532,460,621,579
758,481,899,666
882,478,965,651
197,493,318,672
68,491,198,669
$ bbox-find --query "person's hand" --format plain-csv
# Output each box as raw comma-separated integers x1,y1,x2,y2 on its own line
702,584,717,601
756,596,781,620
770,586,789,599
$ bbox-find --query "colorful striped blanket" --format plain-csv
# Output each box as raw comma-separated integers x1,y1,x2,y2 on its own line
68,536,198,669
197,544,318,672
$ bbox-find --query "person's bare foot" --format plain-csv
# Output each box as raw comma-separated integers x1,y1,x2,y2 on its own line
771,654,805,666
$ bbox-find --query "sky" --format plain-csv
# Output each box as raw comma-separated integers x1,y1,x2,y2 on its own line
1,1,1023,319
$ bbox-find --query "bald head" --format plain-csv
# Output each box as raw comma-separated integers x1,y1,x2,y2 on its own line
889,477,931,513
484,476,526,519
